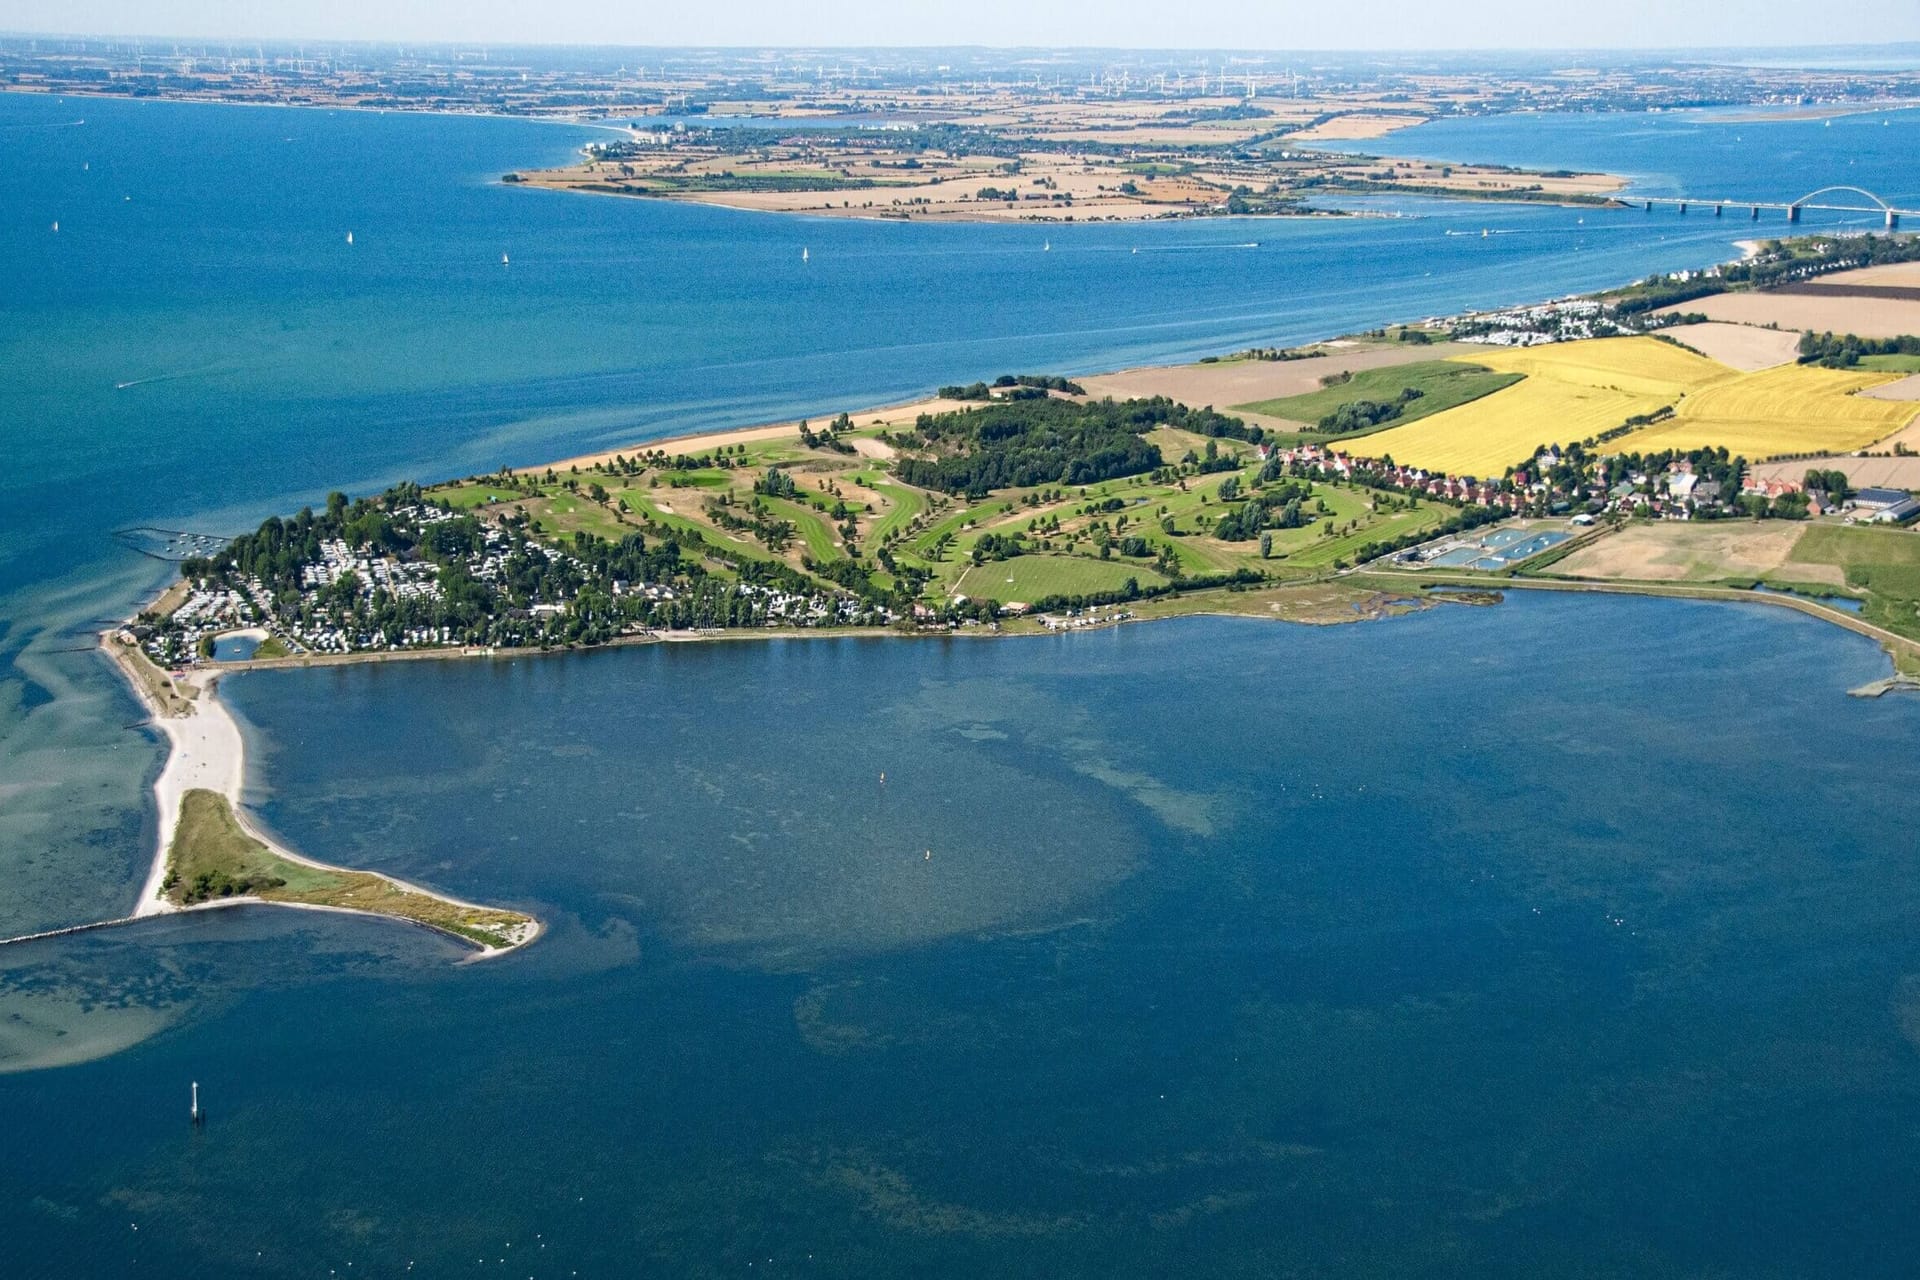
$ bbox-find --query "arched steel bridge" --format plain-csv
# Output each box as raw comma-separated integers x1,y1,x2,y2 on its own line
1631,185,1914,228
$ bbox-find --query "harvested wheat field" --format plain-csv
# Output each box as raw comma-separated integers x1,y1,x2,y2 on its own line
1554,522,1841,585
1666,322,1803,371
1656,290,1920,339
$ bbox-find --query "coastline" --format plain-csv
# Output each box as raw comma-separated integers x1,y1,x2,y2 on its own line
99,632,541,960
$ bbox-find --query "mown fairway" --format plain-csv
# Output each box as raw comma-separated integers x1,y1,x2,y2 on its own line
953,554,1169,603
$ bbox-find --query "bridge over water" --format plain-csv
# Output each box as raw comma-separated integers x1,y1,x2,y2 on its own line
1628,186,1914,229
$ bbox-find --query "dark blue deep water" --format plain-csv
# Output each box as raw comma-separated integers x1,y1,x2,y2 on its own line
4,93,1920,1277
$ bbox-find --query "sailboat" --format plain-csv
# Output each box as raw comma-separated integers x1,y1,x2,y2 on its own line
1482,228,1490,238
802,246,810,262
51,221,58,233
501,252,510,266
1043,239,1051,252
345,230,353,245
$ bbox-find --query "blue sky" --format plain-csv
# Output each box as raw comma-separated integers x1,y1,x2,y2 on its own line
4,0,1920,50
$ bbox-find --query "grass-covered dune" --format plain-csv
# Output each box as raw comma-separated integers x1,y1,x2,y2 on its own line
163,789,534,952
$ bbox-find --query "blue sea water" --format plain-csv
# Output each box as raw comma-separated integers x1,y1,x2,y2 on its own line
6,597,1920,1278
4,92,1920,1275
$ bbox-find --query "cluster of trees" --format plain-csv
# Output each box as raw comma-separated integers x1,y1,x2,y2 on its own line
937,373,1088,401
893,398,1170,495
797,416,856,453
1316,386,1425,434
1210,478,1318,542
754,466,799,498
1018,567,1267,615
1798,331,1920,369
969,532,1026,563
1804,468,1855,500
167,866,286,906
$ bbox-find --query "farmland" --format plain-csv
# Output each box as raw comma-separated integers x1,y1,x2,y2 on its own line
1358,337,1920,476
1232,359,1522,440
1624,363,1920,458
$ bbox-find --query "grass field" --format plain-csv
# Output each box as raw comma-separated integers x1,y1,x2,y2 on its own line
1792,524,1920,598
1861,354,1920,373
762,496,844,561
1359,337,1919,475
165,789,531,949
953,554,1169,603
1231,359,1521,434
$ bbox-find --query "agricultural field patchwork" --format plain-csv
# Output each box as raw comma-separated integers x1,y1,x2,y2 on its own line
1358,337,1920,476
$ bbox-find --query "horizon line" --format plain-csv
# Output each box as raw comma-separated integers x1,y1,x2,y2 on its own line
5,30,1920,58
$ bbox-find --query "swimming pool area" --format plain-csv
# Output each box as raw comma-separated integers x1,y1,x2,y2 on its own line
1418,527,1572,571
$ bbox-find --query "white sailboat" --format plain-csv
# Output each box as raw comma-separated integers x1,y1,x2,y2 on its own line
802,246,810,262
502,252,510,266
345,230,353,245
51,220,58,233
1043,239,1051,252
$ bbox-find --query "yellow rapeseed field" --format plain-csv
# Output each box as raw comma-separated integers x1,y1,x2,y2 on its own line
1361,337,1732,475
1625,363,1919,458
1357,336,1919,475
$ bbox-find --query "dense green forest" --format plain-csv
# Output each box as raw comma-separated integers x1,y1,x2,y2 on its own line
893,397,1261,497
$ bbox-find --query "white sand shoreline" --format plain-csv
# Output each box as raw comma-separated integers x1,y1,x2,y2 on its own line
106,636,539,958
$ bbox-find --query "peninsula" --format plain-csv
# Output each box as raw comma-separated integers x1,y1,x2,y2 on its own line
125,230,1920,675
99,629,540,957
77,227,1920,964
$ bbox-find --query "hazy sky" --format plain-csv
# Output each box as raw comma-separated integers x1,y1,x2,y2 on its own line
4,0,1920,50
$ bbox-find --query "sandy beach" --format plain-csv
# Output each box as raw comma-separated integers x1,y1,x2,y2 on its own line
531,394,970,474
108,639,540,956
133,667,238,918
